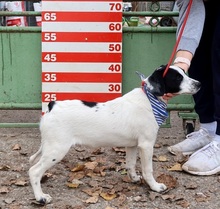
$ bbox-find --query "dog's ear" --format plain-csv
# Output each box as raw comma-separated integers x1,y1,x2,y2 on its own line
148,65,166,96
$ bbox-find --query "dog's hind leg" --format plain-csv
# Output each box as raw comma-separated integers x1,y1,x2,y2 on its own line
138,141,167,192
29,145,42,165
126,147,140,182
29,141,72,204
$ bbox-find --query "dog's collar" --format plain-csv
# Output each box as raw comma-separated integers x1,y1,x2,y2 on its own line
142,83,168,126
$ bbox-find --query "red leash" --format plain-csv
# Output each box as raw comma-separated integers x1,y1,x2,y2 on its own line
163,0,193,77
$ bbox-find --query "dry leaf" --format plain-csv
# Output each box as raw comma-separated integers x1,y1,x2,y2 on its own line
92,148,104,155
71,164,85,172
195,192,210,202
0,186,9,193
4,198,15,204
14,179,28,186
154,143,162,148
161,194,175,200
176,200,190,208
85,195,99,204
100,192,117,201
12,144,21,150
0,165,10,171
112,147,125,153
156,174,177,189
184,181,198,189
168,163,182,171
82,187,102,197
68,171,85,182
105,207,115,209
84,161,98,170
158,155,168,162
67,179,84,188
149,191,161,201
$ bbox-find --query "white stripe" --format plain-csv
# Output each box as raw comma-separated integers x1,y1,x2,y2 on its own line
42,62,122,73
42,82,122,93
42,2,122,12
42,42,122,53
42,22,122,32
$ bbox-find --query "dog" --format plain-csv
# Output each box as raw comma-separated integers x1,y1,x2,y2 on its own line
29,65,201,204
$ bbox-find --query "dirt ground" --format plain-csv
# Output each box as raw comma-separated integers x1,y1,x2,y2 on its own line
1,110,220,209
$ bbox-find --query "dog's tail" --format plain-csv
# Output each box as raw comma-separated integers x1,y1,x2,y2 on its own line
29,145,42,165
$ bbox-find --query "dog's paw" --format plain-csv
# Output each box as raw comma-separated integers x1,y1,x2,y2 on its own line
36,194,52,205
150,183,167,193
130,175,141,182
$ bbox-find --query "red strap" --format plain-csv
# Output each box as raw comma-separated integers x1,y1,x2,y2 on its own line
163,0,193,77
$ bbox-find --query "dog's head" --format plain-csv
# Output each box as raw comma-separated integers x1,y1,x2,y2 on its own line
143,65,201,96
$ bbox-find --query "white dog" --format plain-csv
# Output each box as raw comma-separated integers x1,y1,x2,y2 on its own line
29,65,201,204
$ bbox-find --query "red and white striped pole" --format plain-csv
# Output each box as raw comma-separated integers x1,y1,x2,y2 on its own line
42,0,123,113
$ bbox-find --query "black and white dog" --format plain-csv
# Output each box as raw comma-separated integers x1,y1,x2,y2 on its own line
29,65,200,204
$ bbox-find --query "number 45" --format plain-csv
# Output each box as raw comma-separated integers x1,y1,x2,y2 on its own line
44,54,57,62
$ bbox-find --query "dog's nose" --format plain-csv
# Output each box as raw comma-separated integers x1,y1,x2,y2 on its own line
196,81,201,89
194,80,201,92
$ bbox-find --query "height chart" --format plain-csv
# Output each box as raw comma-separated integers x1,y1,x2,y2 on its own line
41,0,123,113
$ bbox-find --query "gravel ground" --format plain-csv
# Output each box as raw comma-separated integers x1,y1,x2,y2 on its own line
0,110,220,209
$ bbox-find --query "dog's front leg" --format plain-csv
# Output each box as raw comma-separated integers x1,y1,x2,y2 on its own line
138,142,167,192
126,147,141,182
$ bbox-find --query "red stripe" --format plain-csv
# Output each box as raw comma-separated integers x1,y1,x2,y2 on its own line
42,12,122,22
42,52,122,62
42,72,122,82
42,32,122,42
42,92,121,102
43,0,122,2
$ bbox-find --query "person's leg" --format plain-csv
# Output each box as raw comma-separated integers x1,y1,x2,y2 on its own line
182,7,220,175
212,8,220,139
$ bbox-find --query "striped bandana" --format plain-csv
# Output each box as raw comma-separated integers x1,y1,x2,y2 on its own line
142,84,168,126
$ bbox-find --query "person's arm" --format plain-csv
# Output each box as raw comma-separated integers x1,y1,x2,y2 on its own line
174,0,205,72
163,0,205,100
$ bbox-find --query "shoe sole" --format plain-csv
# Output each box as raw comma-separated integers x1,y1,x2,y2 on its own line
182,164,220,175
167,147,194,156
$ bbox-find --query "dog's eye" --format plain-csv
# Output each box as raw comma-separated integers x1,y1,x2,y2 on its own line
176,75,182,81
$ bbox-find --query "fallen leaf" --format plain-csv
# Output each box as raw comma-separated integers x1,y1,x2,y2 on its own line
4,198,15,204
112,147,126,153
67,179,84,188
154,143,162,148
161,194,175,200
68,171,85,182
92,148,104,155
12,144,21,150
105,207,115,209
156,174,177,189
71,164,85,172
100,192,117,201
14,179,28,186
149,191,161,201
0,186,9,193
176,200,190,208
184,181,198,189
168,163,182,171
0,165,10,171
85,195,99,204
195,192,210,202
158,155,168,162
84,161,98,170
82,187,102,197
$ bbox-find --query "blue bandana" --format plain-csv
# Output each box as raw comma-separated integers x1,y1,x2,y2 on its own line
135,71,168,126
142,84,168,126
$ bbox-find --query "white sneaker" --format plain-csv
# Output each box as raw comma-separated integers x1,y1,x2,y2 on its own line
168,128,213,155
182,141,220,175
